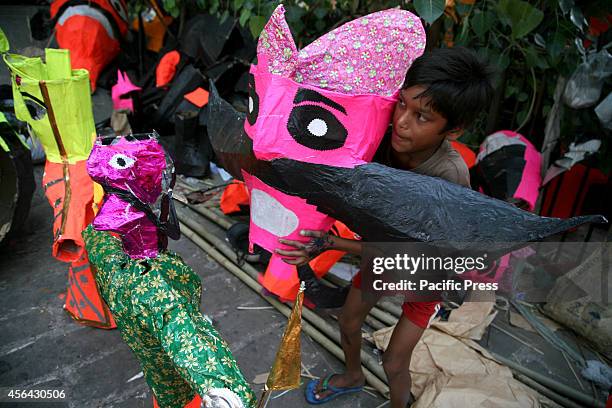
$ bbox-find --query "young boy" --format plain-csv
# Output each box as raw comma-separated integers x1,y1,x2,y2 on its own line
276,47,495,407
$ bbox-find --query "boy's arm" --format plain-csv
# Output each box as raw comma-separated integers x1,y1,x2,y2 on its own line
276,230,363,265
329,235,363,255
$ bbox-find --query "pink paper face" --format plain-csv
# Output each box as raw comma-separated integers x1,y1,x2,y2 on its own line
244,64,396,166
87,137,165,204
244,6,425,166
112,70,141,112
87,137,167,259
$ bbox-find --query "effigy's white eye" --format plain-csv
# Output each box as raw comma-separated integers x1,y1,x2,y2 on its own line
307,118,328,137
109,153,135,169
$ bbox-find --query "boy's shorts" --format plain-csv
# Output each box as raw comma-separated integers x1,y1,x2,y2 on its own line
352,272,440,329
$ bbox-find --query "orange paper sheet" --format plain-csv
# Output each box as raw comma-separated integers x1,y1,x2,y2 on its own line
184,87,209,107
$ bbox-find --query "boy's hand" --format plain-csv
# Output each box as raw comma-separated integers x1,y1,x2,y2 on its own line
276,230,335,266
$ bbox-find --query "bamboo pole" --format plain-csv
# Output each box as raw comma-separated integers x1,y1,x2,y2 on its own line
323,273,349,287
368,307,398,327
513,374,585,408
185,202,235,230
492,353,605,408
322,275,402,323
377,301,403,319
179,222,390,398
364,315,387,331
328,313,384,345
175,181,235,229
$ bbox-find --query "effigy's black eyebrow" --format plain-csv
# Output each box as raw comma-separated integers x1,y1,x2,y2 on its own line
293,88,347,115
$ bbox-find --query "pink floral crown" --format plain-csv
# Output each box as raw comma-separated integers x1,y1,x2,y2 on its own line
257,5,426,96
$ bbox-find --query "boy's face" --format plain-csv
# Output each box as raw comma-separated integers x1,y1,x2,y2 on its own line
391,86,461,154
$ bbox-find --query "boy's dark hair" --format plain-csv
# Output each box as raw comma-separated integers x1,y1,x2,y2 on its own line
402,47,495,130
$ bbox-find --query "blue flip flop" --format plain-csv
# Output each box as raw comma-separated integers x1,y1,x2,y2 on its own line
304,374,364,405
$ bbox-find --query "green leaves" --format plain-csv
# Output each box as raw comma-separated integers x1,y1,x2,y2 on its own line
313,8,328,20
477,47,509,71
471,10,494,41
285,5,306,23
455,14,471,46
497,0,544,39
249,15,267,39
239,7,251,26
545,31,568,67
505,84,519,98
283,4,306,38
219,9,230,24
516,108,529,126
162,0,180,18
413,0,446,25
524,46,549,70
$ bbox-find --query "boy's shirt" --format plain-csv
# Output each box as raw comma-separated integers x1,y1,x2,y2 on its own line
374,136,471,188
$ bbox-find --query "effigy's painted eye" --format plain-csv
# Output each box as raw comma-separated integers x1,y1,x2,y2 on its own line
109,153,135,169
286,88,348,151
246,73,259,126
287,106,347,150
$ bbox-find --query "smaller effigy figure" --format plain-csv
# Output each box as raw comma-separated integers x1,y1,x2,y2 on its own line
83,133,255,408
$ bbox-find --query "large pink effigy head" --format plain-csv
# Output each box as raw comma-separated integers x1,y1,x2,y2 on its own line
244,5,426,166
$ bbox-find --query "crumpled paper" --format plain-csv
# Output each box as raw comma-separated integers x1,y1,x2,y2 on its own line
412,372,541,408
543,245,612,359
371,327,542,406
431,302,497,340
542,139,602,185
410,329,511,397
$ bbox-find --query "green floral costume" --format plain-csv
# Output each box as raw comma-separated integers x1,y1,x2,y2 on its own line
83,226,256,408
